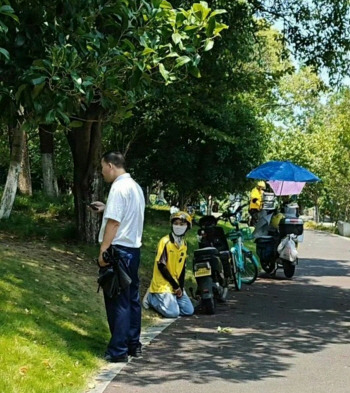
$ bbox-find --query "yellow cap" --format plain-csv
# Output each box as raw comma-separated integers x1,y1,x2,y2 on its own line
170,211,192,228
257,181,266,189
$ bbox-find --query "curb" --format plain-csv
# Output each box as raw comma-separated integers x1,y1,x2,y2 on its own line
86,318,176,393
311,228,350,241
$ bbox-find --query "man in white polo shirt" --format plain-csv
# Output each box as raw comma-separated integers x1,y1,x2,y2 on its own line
93,151,145,363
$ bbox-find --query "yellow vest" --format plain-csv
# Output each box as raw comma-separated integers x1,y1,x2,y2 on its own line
249,187,263,210
271,212,284,228
149,235,187,294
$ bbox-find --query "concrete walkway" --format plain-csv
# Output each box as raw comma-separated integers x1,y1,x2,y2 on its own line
97,230,350,393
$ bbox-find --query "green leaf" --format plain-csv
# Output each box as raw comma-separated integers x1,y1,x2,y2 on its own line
57,110,70,125
152,0,163,7
142,47,156,56
32,76,46,85
69,121,83,128
210,9,227,17
172,33,182,45
0,20,8,33
82,79,94,87
22,122,33,133
124,111,133,119
0,47,9,60
166,52,179,58
188,65,201,78
123,39,136,51
214,23,228,36
86,89,94,105
159,63,169,81
0,5,15,13
193,54,201,66
204,38,214,51
0,6,19,22
184,25,199,31
175,55,191,68
71,74,82,85
160,0,172,9
15,84,27,102
32,82,45,99
175,12,185,28
192,2,211,21
206,17,216,37
45,110,56,123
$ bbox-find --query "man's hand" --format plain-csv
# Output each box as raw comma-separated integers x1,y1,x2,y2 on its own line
174,288,183,298
98,250,109,267
90,201,105,213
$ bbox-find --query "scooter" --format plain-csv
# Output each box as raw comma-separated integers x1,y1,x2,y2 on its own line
254,195,304,278
192,215,235,314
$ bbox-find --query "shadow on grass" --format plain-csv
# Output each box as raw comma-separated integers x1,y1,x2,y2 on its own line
0,241,108,365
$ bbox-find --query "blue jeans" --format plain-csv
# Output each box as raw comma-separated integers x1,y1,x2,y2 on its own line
103,246,141,357
148,291,194,318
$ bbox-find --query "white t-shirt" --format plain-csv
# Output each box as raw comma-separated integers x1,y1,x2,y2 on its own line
98,173,145,248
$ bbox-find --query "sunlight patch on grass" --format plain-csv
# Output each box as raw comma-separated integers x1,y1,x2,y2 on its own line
0,207,199,392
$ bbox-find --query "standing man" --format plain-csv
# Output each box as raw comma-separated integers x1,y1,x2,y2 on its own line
92,151,145,363
249,180,266,227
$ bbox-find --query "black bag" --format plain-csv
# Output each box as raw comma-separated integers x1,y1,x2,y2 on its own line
97,267,120,298
97,246,132,298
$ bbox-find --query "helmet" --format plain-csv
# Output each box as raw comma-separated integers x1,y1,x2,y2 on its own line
170,211,192,229
257,181,266,189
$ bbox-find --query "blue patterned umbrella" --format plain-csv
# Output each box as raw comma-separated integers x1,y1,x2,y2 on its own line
246,161,320,182
246,161,320,195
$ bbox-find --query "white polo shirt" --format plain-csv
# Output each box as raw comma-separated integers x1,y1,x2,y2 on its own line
98,173,145,248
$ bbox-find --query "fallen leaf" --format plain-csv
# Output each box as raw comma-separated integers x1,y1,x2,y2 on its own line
42,359,53,369
19,366,29,375
217,326,233,334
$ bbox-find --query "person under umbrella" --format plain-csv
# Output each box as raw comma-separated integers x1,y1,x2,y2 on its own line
249,181,266,226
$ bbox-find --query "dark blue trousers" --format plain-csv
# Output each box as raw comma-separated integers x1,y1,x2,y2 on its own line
103,246,141,357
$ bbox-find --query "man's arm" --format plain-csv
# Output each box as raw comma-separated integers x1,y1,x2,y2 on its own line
98,219,120,266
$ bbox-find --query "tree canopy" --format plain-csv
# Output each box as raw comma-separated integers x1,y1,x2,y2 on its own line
2,0,350,238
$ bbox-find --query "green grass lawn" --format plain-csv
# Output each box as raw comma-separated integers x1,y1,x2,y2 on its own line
0,196,260,393
0,200,198,393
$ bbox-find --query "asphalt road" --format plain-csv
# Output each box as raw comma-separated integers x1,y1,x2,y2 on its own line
102,230,350,393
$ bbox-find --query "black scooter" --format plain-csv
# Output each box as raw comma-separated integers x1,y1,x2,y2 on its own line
192,215,235,314
254,196,304,278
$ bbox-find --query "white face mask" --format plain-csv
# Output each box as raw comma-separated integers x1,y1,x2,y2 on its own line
172,224,187,236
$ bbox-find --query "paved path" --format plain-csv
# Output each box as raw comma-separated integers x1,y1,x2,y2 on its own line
101,230,350,393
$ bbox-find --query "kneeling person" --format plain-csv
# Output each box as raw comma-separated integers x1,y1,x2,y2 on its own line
145,212,194,318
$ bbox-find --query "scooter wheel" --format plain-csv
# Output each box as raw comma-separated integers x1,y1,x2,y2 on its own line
262,260,276,274
202,298,215,315
283,260,296,278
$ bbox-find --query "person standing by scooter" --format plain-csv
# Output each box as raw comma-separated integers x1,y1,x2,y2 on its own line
249,181,266,226
142,212,194,318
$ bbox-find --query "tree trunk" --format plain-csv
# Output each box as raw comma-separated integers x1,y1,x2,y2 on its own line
67,109,103,243
0,125,25,219
18,132,32,195
313,192,320,223
39,126,59,197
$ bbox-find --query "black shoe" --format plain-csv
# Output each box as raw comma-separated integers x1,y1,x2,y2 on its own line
104,354,129,363
129,345,142,358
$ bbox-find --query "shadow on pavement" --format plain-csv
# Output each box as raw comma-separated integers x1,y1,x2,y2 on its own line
112,256,350,388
